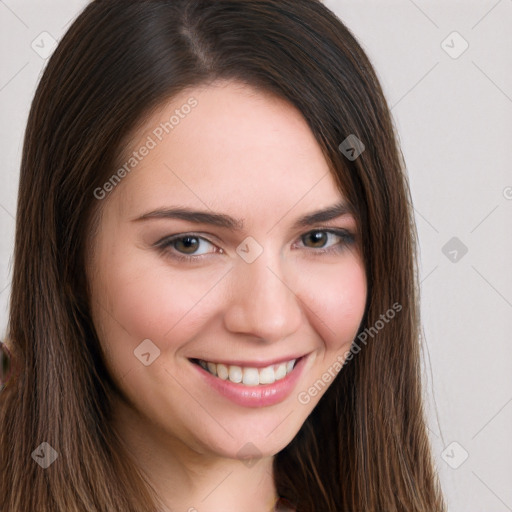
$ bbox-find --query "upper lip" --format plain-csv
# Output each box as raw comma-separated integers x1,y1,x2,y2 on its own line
190,354,306,368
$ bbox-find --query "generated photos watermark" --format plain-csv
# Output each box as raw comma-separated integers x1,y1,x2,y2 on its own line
93,97,198,200
297,301,402,404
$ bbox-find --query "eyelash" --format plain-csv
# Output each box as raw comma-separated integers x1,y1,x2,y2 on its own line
154,228,355,263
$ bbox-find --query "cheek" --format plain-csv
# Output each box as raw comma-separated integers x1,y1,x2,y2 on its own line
297,253,367,351
89,245,222,380
97,264,215,341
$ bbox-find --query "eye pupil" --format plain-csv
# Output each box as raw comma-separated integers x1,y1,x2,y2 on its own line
176,236,199,253
305,231,327,248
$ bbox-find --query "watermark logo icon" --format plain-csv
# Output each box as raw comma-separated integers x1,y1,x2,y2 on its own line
237,441,262,468
134,339,161,366
441,441,469,469
442,236,468,263
441,31,469,59
32,442,59,469
31,31,58,59
236,236,263,264
338,134,365,161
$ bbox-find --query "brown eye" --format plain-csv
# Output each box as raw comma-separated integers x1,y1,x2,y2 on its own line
173,235,200,254
302,231,329,248
155,233,220,261
297,229,355,255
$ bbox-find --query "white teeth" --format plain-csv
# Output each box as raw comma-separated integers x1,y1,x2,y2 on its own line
275,363,287,380
207,362,217,376
216,363,229,380
228,365,243,383
242,368,260,386
196,358,297,386
259,366,275,384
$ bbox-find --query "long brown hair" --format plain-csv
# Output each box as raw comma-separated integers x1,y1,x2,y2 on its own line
0,1,445,510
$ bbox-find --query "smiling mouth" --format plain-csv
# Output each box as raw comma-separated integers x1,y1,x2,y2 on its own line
190,357,301,386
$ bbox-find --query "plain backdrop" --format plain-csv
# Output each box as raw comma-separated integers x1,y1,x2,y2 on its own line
1,1,511,511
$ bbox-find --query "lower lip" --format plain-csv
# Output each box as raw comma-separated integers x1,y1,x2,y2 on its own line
190,355,308,408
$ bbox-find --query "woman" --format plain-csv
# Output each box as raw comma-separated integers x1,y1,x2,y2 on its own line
0,0,446,510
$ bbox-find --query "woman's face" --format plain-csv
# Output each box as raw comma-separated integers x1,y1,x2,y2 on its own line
87,80,367,461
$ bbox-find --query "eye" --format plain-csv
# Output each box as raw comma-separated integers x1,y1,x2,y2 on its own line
155,233,221,261
296,228,355,254
155,228,355,263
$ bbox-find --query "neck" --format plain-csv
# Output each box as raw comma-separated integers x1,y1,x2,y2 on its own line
112,399,281,512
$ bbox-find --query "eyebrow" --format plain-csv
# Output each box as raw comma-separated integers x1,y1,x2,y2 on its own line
131,199,354,231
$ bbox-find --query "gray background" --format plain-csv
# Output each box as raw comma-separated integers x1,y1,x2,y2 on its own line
1,1,511,510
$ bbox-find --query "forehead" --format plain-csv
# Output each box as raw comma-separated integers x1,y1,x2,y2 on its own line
112,80,344,223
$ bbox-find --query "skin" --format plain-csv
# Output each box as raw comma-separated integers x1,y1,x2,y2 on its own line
86,80,367,512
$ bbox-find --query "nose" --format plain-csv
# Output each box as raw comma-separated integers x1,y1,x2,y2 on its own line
222,248,303,343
